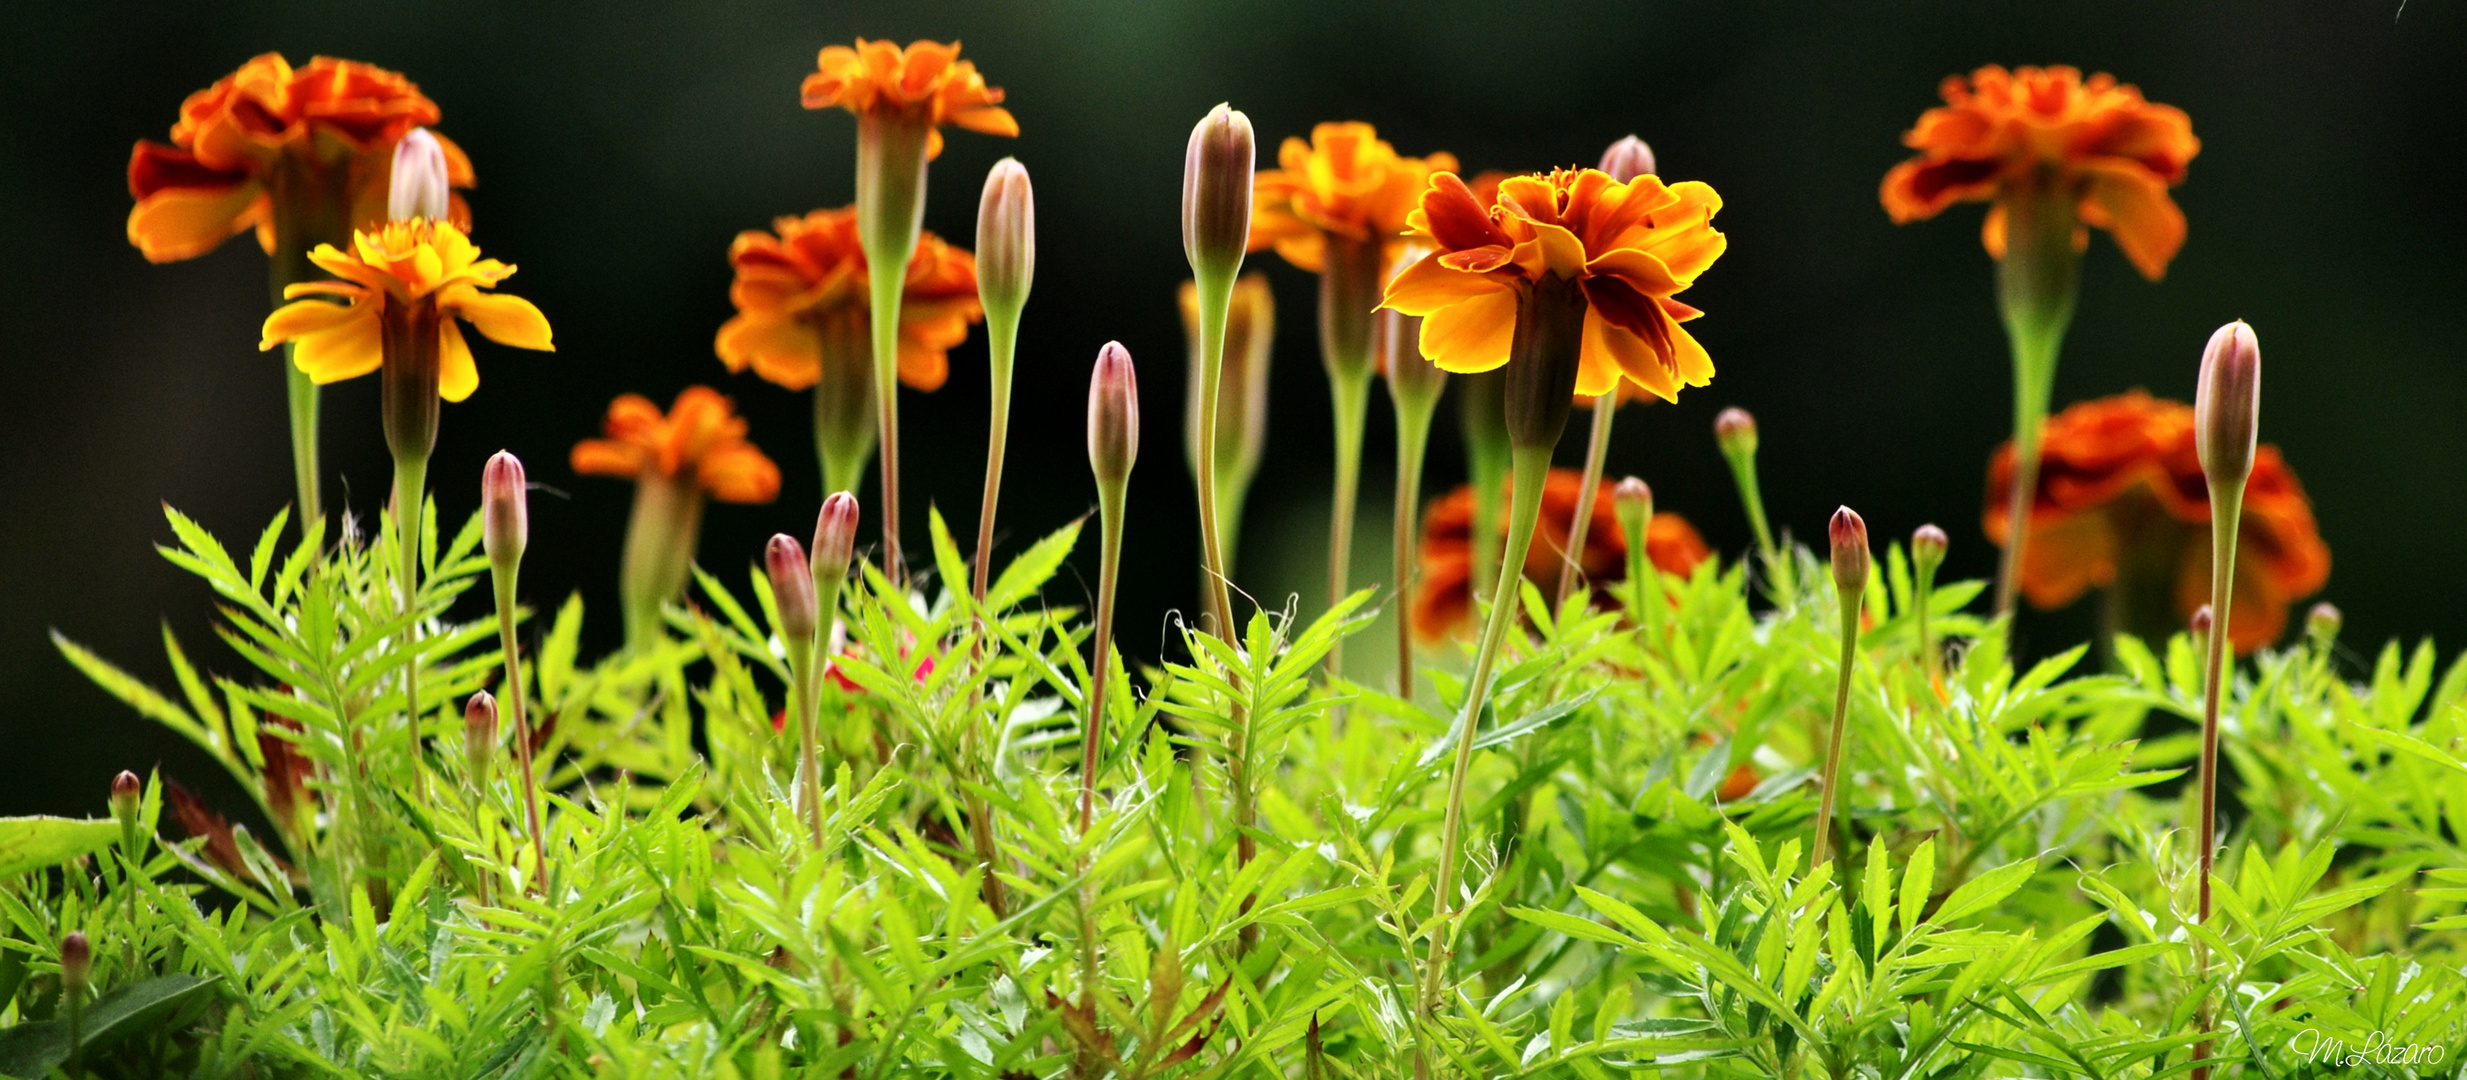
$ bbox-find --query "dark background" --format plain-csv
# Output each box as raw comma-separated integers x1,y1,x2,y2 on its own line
4,1,2460,818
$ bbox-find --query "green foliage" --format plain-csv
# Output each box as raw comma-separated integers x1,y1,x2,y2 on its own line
14,504,2466,1077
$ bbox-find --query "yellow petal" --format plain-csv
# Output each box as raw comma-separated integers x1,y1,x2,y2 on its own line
261,298,364,351
289,311,384,386
439,320,479,402
447,288,555,351
1585,313,1676,402
1382,253,1505,316
1417,290,1518,373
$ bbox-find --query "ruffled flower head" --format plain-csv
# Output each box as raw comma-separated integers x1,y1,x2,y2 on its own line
715,207,983,392
801,39,1017,159
1249,122,1459,272
572,387,781,504
1882,65,2200,280
1984,391,2328,652
1382,167,1727,401
257,220,551,400
127,53,474,263
1412,468,1711,642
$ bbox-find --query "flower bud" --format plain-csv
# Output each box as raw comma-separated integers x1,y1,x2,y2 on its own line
1911,524,1948,576
1597,135,1656,182
2190,604,2214,639
766,535,817,645
976,157,1035,317
1714,407,1759,458
2305,601,2342,645
464,691,498,784
389,128,451,223
60,932,89,998
1612,475,1653,549
2194,320,2261,490
110,771,140,824
1182,104,1255,281
1088,342,1141,489
482,451,527,572
1829,506,1870,597
811,492,860,587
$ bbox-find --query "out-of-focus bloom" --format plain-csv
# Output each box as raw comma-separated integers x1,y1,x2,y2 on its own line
1248,122,1459,273
1382,167,1727,402
1984,391,2329,652
127,53,474,263
257,220,552,399
571,388,781,504
1881,65,2199,281
1912,523,1949,573
801,39,1017,160
1412,468,1711,642
715,207,982,392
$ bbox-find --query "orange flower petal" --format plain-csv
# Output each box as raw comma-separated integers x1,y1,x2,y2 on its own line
260,297,363,350
1382,253,1505,315
438,320,479,402
2076,160,2185,281
287,307,384,385
571,438,648,478
1416,289,1520,374
699,444,783,504
446,287,555,351
126,181,268,264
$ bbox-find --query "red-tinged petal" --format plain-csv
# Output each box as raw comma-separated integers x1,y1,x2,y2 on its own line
1583,314,1677,403
1419,173,1512,252
1416,290,1519,374
1579,273,1670,346
1437,246,1511,274
127,141,248,199
1583,246,1683,297
1659,296,1704,323
1881,156,2002,222
439,320,479,402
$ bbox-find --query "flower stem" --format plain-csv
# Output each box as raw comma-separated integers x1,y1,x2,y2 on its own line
1392,393,1438,698
267,157,344,534
855,113,931,585
1915,561,1939,685
1719,434,1778,577
1556,396,1617,607
393,454,430,811
2191,482,2244,1080
814,309,879,501
492,564,549,892
617,474,704,651
1320,236,1381,681
1083,478,1126,839
1991,179,2081,621
973,304,1021,606
1460,371,1511,603
1416,443,1551,1063
1812,583,1862,868
1191,271,1239,639
1324,367,1372,677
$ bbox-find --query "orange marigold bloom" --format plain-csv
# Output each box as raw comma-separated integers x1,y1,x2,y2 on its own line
127,53,475,263
1382,168,1727,401
1881,65,2200,281
1984,391,2328,652
572,388,781,504
1249,122,1459,272
258,220,551,400
715,207,982,392
1412,468,1711,642
801,39,1017,160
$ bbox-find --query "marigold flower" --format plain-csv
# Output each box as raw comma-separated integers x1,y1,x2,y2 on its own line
572,388,781,504
1984,391,2328,652
1249,122,1459,273
1382,167,1727,402
1412,468,1710,642
127,53,474,263
1881,65,2199,281
258,220,552,399
801,39,1017,161
715,207,982,393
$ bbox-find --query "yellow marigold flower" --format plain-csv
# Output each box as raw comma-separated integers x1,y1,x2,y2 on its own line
715,207,983,393
258,219,552,401
1382,168,1727,401
573,387,781,504
1249,122,1458,273
127,52,474,264
801,39,1017,160
1881,64,2199,281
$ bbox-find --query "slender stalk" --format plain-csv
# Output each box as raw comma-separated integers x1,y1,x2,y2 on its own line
1812,587,1862,867
1417,444,1551,1055
266,157,342,532
1556,395,1617,607
1320,235,1382,679
393,456,430,809
1325,369,1372,676
492,570,549,893
855,113,931,585
1392,396,1437,698
1083,484,1125,836
2192,484,2244,1080
973,317,1020,605
1915,563,1939,684
1460,371,1512,602
1990,177,2081,620
1191,271,1240,639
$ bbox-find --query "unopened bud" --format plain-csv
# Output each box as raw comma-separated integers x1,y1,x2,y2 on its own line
60,931,90,997
1912,524,1948,575
1088,342,1141,489
2190,604,2214,639
1714,407,1759,458
483,451,527,571
464,691,498,784
388,128,451,223
110,771,140,823
976,157,1035,317
2194,320,2261,490
1612,475,1653,549
811,492,860,591
767,535,817,644
2306,601,2341,645
1597,135,1657,182
1182,104,1255,282
1829,507,1870,597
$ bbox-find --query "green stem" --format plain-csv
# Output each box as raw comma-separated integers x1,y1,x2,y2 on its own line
267,156,345,534
1915,561,1939,685
1812,583,1862,867
1416,444,1552,1057
1720,441,1777,576
1393,395,1437,699
1556,396,1617,608
1191,271,1239,638
974,304,1021,605
393,454,430,812
493,569,548,892
1078,476,1128,1006
2192,483,2244,1079
1991,179,2081,621
855,112,931,585
1325,367,1372,677
1460,371,1511,603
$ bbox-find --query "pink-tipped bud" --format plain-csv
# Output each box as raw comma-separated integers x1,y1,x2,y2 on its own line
766,535,817,644
388,128,450,223
1912,524,1949,575
1089,342,1142,488
976,157,1035,316
464,691,498,783
110,771,140,823
811,492,860,587
60,931,90,997
483,451,527,572
2194,320,2261,490
1597,135,1657,182
1182,104,1255,281
1612,476,1653,515
1714,406,1759,458
2190,604,2214,638
1829,506,1870,596
2306,601,2342,644
1613,475,1654,548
